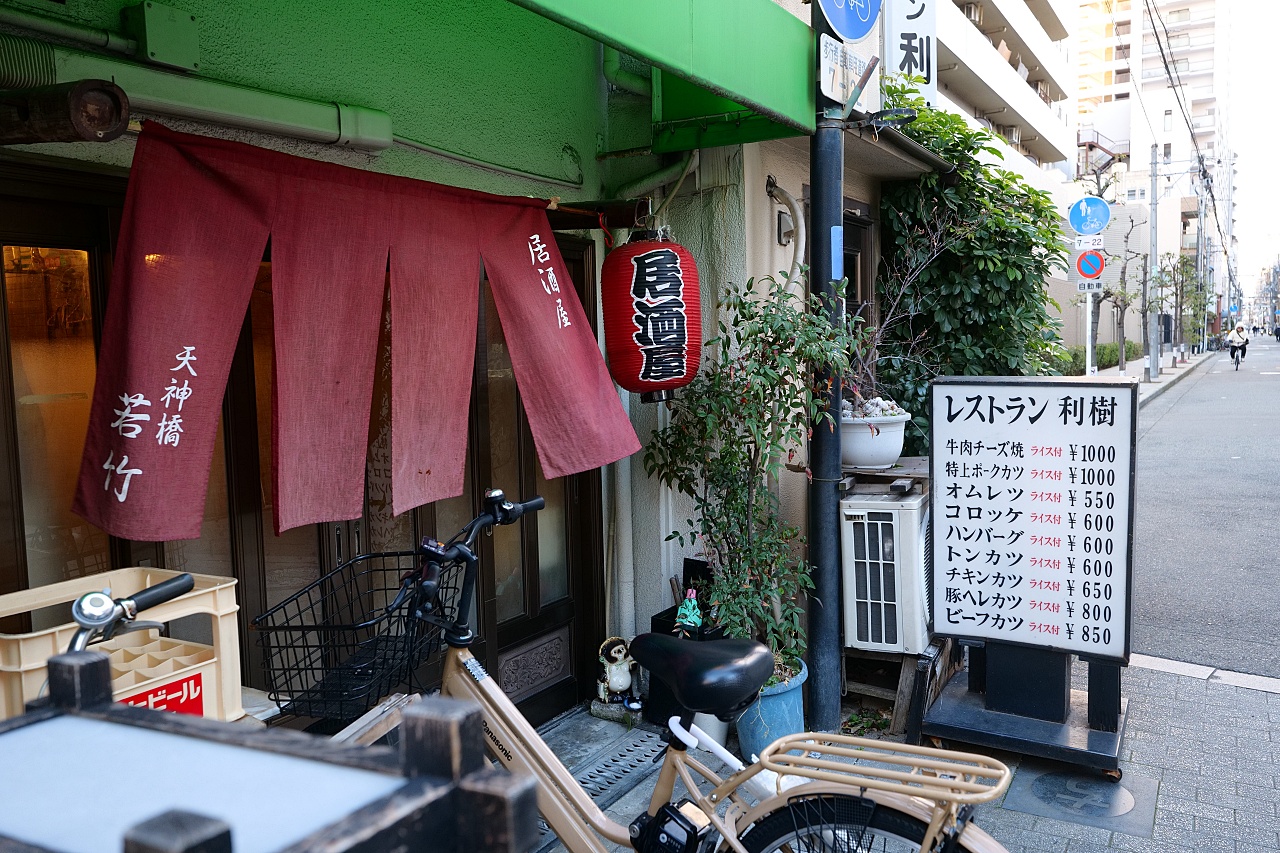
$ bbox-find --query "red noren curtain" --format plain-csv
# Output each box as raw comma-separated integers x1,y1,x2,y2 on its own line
73,123,638,540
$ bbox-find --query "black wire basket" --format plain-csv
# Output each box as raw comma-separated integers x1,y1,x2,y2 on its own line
252,551,463,722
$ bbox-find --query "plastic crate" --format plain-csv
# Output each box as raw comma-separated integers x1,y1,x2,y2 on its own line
0,568,242,721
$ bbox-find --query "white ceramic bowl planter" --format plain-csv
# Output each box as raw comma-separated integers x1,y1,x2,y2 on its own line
840,397,912,470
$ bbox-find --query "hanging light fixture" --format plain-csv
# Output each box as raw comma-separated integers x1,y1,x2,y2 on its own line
600,230,701,403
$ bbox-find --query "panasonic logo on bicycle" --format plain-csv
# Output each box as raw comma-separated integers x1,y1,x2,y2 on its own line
482,719,514,763
464,658,489,681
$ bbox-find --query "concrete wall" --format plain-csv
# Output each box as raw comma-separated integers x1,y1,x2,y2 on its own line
622,145,751,636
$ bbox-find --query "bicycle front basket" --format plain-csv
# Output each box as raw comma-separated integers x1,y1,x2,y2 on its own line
252,551,464,721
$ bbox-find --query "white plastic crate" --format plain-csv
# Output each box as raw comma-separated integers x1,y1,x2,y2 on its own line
0,568,242,721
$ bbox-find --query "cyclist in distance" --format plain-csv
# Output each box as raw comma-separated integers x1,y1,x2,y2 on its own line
1227,323,1249,364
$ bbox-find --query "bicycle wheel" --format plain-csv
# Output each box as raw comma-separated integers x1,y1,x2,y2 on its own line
738,794,993,853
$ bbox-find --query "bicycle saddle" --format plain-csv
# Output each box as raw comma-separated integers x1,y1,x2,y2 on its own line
629,632,774,722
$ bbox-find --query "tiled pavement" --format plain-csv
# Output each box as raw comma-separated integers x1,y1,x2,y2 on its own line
969,657,1280,852
539,655,1280,852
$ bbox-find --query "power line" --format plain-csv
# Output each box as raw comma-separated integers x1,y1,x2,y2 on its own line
1141,0,1237,293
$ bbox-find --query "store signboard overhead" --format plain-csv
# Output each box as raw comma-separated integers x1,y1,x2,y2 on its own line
505,0,814,133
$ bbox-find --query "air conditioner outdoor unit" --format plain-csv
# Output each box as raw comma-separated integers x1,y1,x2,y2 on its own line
963,3,983,24
997,125,1022,145
840,491,931,655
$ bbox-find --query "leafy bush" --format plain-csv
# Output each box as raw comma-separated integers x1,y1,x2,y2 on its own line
644,276,860,676
873,78,1066,454
1057,340,1143,375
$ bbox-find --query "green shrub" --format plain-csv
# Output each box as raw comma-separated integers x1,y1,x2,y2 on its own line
875,78,1066,455
1059,340,1144,375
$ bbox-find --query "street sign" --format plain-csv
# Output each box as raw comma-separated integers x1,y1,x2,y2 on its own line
1074,235,1105,251
1076,251,1105,279
885,0,936,106
819,33,879,111
818,0,882,43
1077,280,1104,293
1068,196,1111,236
930,376,1136,662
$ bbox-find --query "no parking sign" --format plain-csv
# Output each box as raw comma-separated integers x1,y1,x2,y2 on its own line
1076,251,1105,279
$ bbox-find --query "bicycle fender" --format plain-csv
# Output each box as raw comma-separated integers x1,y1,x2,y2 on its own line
732,781,1007,853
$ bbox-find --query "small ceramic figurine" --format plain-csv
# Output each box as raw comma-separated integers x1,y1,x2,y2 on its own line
597,636,641,710
673,588,702,638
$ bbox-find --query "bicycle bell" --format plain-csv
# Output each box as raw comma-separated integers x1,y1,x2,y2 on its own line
72,591,119,630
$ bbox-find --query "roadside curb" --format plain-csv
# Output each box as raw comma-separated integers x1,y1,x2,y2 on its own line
1135,351,1214,408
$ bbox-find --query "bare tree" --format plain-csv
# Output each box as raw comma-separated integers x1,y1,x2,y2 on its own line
1098,213,1146,373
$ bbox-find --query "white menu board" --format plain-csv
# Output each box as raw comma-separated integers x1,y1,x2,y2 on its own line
930,377,1136,662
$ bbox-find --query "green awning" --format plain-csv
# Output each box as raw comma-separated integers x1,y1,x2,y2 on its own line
505,0,815,146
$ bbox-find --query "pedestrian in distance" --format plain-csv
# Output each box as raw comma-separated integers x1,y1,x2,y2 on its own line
1227,323,1249,364
1274,324,1279,342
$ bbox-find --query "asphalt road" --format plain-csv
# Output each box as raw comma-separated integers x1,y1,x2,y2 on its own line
1132,338,1280,677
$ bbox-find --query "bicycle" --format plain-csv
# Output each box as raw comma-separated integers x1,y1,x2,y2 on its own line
67,573,195,652
258,489,1010,853
1232,346,1243,371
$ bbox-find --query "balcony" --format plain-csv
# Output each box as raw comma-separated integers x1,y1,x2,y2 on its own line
937,1,1076,163
1152,7,1216,30
1141,31,1215,55
945,0,1074,101
1141,58,1213,81
1024,0,1073,41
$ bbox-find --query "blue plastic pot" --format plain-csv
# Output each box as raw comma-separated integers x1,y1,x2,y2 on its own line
735,659,808,762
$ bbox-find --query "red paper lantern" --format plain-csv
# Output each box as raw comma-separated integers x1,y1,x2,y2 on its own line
601,231,701,402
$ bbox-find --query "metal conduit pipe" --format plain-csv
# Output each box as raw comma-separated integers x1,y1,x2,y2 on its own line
393,134,582,188
613,387,637,638
0,32,392,151
0,6,136,55
602,46,651,98
610,149,698,202
765,176,807,291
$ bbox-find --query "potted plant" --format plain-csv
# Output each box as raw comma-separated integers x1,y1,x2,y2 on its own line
643,274,858,759
839,277,922,469
840,158,973,469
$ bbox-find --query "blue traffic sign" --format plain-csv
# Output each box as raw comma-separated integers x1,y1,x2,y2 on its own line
818,0,883,43
1076,251,1105,279
1068,196,1111,236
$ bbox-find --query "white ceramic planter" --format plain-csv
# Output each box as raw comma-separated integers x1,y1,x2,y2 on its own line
840,412,912,469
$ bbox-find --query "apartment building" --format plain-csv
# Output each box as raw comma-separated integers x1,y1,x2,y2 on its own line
1078,0,1235,345
934,0,1080,340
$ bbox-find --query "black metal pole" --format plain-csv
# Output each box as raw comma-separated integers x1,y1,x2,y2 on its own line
808,3,845,734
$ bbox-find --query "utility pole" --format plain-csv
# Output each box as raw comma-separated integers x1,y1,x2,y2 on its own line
1196,176,1207,357
1146,144,1159,382
807,1,843,734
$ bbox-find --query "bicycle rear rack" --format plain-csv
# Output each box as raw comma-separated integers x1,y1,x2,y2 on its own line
755,733,1010,805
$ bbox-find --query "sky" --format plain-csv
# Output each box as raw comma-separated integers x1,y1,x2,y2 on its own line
1220,1,1280,296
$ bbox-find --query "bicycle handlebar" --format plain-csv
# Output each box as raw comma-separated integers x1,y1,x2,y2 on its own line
68,573,195,653
415,490,542,647
452,490,544,550
496,495,545,524
129,573,195,612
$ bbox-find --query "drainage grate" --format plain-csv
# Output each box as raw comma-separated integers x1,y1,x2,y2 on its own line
532,723,666,852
